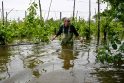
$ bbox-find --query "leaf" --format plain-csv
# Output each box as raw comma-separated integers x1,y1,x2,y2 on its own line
119,43,124,52
111,40,115,44
116,39,121,44
112,43,117,50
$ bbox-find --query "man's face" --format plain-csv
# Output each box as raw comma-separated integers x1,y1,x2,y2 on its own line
64,19,70,27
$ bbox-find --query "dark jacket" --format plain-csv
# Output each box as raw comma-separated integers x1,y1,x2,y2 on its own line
56,24,79,37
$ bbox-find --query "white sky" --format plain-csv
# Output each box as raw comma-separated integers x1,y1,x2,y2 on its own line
0,0,107,20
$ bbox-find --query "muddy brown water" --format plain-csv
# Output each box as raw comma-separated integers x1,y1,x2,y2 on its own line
0,40,124,83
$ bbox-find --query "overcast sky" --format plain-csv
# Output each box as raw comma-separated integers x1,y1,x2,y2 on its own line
0,0,107,20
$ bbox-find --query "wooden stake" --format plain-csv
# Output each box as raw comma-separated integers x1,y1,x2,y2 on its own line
79,16,80,21
5,12,7,27
25,11,27,18
73,0,76,20
2,1,4,26
60,12,62,20
89,0,91,38
39,0,42,20
97,0,100,45
47,0,52,20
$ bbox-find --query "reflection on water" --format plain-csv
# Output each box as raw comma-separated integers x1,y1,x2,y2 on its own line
0,40,124,83
59,45,76,70
91,67,124,83
32,70,41,78
0,46,11,80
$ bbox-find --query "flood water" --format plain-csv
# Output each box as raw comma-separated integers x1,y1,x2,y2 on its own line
0,39,124,83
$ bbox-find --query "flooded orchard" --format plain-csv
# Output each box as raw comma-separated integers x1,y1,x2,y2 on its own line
0,39,124,83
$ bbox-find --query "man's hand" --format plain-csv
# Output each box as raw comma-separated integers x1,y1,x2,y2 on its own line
76,36,83,43
51,35,56,41
80,37,84,43
80,39,83,43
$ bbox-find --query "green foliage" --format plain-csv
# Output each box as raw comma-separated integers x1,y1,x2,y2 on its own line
97,30,124,65
0,27,6,45
74,19,96,39
0,1,52,44
24,2,38,38
0,0,123,46
119,42,124,53
96,0,124,65
101,0,124,22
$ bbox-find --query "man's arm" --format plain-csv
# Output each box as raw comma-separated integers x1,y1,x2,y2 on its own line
52,25,63,41
72,25,83,42
72,25,79,37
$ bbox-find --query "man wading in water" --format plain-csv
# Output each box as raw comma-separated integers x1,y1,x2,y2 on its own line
52,18,82,47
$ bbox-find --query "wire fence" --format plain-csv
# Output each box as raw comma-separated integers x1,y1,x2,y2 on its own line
0,0,106,20
0,9,96,20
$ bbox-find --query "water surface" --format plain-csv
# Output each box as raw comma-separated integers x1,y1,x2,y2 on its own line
0,40,124,83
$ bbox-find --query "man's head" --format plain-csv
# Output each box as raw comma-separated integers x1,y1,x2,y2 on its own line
64,18,70,27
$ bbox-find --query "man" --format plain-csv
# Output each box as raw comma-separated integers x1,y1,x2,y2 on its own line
52,17,82,46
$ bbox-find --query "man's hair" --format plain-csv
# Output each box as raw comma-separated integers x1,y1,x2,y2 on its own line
63,17,70,21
